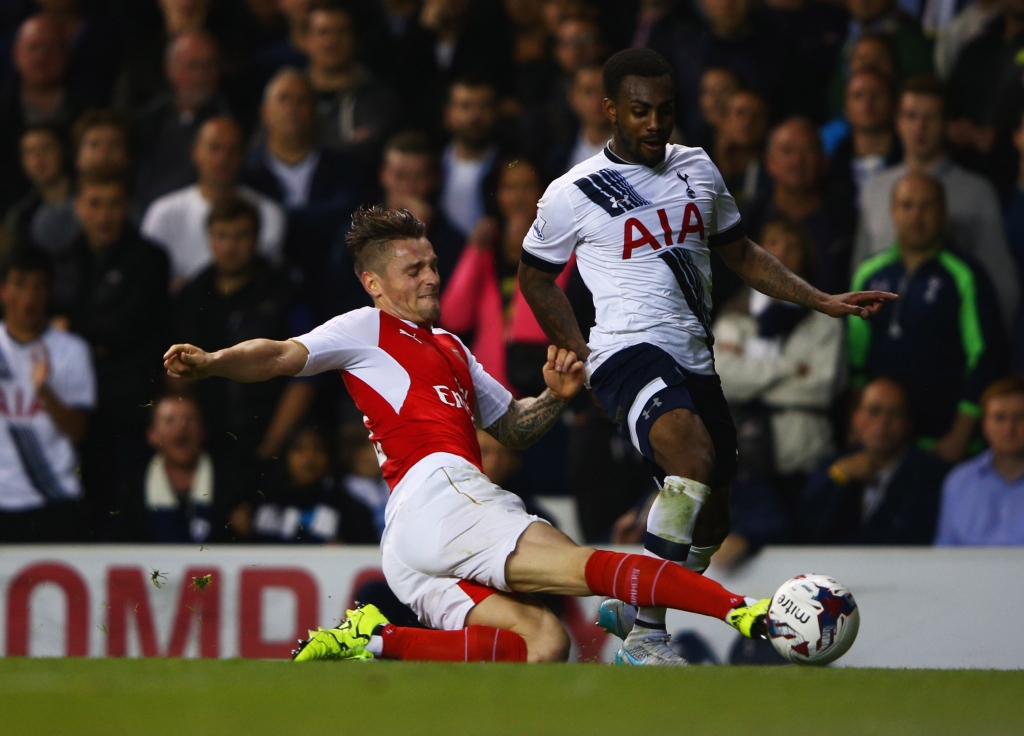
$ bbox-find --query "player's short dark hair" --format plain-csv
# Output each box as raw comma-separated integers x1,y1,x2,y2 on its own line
603,48,673,100
899,76,946,116
981,377,1024,413
76,166,130,196
207,196,261,234
383,129,436,159
346,204,426,276
0,245,54,284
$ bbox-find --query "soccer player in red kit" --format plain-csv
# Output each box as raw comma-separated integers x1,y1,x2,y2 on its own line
164,205,770,665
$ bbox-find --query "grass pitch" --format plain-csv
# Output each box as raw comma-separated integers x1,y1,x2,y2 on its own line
0,659,1020,736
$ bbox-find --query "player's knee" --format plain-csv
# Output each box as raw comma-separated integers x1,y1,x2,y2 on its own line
523,610,571,663
649,414,716,484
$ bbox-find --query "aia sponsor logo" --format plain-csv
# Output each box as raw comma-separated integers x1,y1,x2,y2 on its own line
622,205,705,259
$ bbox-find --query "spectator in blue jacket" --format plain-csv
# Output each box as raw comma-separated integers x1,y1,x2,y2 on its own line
800,377,948,544
848,172,1005,465
936,377,1024,546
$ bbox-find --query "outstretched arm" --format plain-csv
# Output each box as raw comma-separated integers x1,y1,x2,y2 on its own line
163,339,309,383
485,346,584,449
716,236,897,319
518,262,590,360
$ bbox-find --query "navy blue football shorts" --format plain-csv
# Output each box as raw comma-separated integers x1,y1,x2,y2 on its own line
589,343,738,487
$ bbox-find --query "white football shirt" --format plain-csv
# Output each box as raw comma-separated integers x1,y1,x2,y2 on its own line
0,324,96,511
522,144,743,376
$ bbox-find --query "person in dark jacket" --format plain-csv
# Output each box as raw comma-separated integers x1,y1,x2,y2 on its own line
848,172,1005,465
800,377,947,544
173,197,316,466
51,169,169,535
241,68,361,320
251,425,377,545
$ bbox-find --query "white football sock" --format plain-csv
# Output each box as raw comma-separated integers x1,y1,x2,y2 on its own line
366,634,383,656
685,543,721,575
635,476,711,629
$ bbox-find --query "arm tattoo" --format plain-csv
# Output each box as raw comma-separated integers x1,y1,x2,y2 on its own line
485,391,567,450
518,269,590,359
745,245,824,309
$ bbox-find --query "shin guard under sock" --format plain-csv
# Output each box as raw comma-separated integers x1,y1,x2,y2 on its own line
638,477,711,627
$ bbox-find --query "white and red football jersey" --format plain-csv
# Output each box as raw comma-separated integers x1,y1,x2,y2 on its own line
294,308,513,491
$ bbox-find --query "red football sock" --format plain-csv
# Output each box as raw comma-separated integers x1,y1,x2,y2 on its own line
584,550,744,620
378,625,528,662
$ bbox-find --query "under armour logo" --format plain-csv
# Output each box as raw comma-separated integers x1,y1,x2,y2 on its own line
677,171,696,199
398,329,422,343
642,396,663,420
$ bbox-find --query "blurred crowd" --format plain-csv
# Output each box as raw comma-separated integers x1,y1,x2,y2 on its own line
0,0,1023,555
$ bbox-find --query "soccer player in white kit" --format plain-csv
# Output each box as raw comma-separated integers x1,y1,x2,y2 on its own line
164,205,776,665
518,49,896,664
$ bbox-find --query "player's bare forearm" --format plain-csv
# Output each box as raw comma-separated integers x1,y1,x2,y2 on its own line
716,236,898,319
518,263,590,360
164,338,307,383
718,236,825,309
485,391,568,450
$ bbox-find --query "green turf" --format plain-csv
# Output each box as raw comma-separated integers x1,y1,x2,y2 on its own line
0,659,1021,735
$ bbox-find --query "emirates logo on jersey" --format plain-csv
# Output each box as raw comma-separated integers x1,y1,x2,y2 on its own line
433,380,473,417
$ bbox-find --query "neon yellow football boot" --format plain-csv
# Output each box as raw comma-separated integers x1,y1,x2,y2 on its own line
726,598,770,639
292,603,390,661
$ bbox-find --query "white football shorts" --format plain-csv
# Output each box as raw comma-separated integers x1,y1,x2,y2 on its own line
381,460,545,630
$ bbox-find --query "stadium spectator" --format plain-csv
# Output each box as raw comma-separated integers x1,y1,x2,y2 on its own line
4,126,73,255
933,0,999,80
800,377,947,544
715,219,845,483
304,3,401,169
439,78,501,238
762,0,848,122
140,392,241,544
440,158,572,397
544,65,611,177
247,0,312,88
746,117,855,295
338,424,390,542
251,425,376,544
52,169,169,533
712,88,770,208
172,197,315,465
821,33,900,149
405,0,515,131
0,14,82,210
242,68,361,318
827,0,933,115
853,77,1018,327
35,0,122,106
664,0,804,147
936,377,1024,546
0,246,94,542
132,30,230,211
848,172,1003,464
523,16,605,156
73,109,131,176
142,116,285,287
377,130,464,285
698,67,741,150
503,0,561,112
945,0,1024,192
825,70,901,210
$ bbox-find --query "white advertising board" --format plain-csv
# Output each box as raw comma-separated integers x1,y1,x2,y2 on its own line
0,545,1020,668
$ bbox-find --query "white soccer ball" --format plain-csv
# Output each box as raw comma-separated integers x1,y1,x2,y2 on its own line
766,574,860,665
